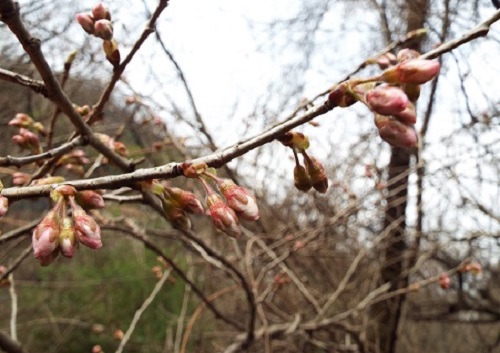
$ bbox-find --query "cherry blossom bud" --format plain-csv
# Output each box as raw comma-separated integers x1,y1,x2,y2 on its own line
375,115,418,149
76,190,105,209
72,204,102,249
9,113,33,128
113,141,128,156
438,273,451,289
94,19,113,40
11,172,29,186
327,82,357,108
294,165,312,192
165,187,204,214
366,86,409,116
103,39,120,66
375,52,397,69
381,59,440,85
181,162,208,178
218,179,259,221
92,3,111,21
206,194,240,238
393,101,417,124
37,249,60,267
33,210,61,259
161,199,191,230
59,217,77,258
278,131,309,150
51,185,77,202
397,48,420,62
113,329,124,341
0,195,8,217
304,155,328,193
403,84,420,102
462,262,482,275
76,13,95,34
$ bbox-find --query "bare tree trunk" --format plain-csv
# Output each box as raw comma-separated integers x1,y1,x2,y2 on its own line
370,1,429,352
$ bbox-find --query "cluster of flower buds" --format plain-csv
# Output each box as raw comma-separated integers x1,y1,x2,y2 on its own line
55,149,90,176
146,180,204,231
32,185,104,266
180,162,260,238
278,131,329,193
76,3,120,66
9,113,47,154
327,49,440,149
0,181,8,217
95,133,129,158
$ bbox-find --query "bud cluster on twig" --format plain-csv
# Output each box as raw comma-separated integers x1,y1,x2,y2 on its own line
278,131,329,193
9,113,46,154
31,185,105,266
327,49,440,148
76,3,120,67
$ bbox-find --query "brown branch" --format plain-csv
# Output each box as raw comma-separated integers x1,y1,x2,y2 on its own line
0,136,84,167
0,245,32,282
0,67,47,97
0,329,29,353
0,218,41,243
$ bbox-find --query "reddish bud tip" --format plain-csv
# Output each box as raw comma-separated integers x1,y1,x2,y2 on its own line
304,156,329,193
94,19,113,40
0,195,8,217
381,59,440,85
76,13,95,34
76,190,105,209
327,82,357,108
92,3,111,21
206,194,241,238
218,180,260,221
366,85,409,116
294,165,312,192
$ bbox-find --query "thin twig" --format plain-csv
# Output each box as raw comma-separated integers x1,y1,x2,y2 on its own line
9,273,18,341
115,268,172,353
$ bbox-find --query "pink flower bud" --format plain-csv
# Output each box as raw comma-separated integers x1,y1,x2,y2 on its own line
37,249,59,267
9,113,33,128
113,141,128,156
381,59,440,85
327,82,357,108
0,195,8,217
393,101,417,124
294,165,312,192
94,19,113,40
375,52,397,69
76,190,105,209
72,206,102,249
366,86,409,116
206,194,241,238
438,273,451,289
32,210,60,259
304,155,328,193
165,187,204,215
76,13,95,34
396,48,420,62
375,115,418,149
59,217,77,258
218,180,259,221
12,172,30,186
92,3,111,21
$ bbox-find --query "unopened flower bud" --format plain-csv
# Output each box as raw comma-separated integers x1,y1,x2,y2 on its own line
33,209,61,259
366,86,409,116
218,179,259,221
278,131,309,150
393,101,417,125
181,162,207,178
72,204,102,249
103,40,120,66
37,249,59,267
59,217,77,258
327,82,357,108
94,19,113,40
76,190,105,209
165,187,204,214
113,141,128,156
113,329,124,341
76,13,95,34
375,52,397,69
161,199,191,230
12,172,30,186
294,165,312,192
397,48,420,62
92,3,111,21
381,59,440,85
375,115,418,149
438,273,451,289
9,113,33,128
304,156,328,193
0,195,8,217
206,194,240,238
